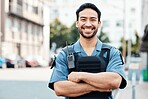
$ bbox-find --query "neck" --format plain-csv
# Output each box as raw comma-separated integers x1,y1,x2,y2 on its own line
80,35,97,48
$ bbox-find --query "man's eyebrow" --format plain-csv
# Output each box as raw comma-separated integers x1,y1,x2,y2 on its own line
90,17,97,19
80,16,97,19
80,16,86,19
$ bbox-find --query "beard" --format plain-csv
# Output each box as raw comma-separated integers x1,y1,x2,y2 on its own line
78,25,98,39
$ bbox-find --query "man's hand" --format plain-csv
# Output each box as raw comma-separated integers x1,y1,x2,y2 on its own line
68,72,82,83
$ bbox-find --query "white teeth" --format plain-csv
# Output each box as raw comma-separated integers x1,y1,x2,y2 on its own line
84,28,92,30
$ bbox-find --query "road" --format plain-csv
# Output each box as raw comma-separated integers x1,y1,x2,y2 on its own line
2,67,147,99
0,67,64,99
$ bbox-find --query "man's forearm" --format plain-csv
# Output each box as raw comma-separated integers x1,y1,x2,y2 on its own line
54,80,94,97
54,80,110,97
80,72,122,89
68,72,122,90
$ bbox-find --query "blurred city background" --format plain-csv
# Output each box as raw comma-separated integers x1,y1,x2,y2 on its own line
0,0,148,99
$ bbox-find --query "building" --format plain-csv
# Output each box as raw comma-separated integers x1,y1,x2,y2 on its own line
0,0,50,63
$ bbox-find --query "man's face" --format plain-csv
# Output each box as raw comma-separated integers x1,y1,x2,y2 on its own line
76,8,101,39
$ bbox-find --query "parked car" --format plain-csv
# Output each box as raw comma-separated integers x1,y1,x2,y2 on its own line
34,56,48,67
5,54,26,68
25,56,39,67
5,54,19,68
0,56,6,68
6,58,14,68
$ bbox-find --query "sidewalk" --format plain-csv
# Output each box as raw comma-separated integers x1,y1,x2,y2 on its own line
0,67,52,81
115,80,148,99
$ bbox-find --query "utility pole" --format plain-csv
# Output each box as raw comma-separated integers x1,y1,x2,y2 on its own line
122,0,127,62
0,0,2,56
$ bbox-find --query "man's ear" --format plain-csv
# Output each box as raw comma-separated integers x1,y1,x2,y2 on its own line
76,21,78,28
98,21,101,27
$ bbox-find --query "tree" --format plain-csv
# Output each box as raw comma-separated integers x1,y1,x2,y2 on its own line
131,32,140,54
67,22,79,44
98,27,110,43
119,31,140,56
50,18,69,48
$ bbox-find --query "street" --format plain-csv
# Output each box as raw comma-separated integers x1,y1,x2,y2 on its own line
0,67,148,99
0,67,64,99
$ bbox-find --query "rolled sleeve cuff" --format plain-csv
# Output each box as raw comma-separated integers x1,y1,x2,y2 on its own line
48,77,67,90
48,82,54,90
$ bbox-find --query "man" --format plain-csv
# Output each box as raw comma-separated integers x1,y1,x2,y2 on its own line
48,3,127,99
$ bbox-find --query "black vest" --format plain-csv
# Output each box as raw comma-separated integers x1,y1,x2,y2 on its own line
63,43,112,99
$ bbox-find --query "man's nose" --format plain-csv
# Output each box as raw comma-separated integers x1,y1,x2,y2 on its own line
85,20,92,26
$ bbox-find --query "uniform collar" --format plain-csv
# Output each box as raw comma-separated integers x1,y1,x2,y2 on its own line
96,39,102,52
73,40,81,53
73,39,102,53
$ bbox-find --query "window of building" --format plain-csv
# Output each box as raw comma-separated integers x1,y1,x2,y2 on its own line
18,20,21,31
17,0,22,5
31,24,34,40
17,0,22,6
21,21,25,32
6,18,12,29
33,6,38,14
25,21,28,33
28,23,32,34
40,28,42,37
37,26,40,36
14,19,20,31
31,24,34,35
24,21,28,40
33,25,36,36
20,21,23,39
12,19,17,32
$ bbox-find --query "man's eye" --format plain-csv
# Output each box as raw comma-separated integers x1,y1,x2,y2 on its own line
81,19,86,21
91,19,96,22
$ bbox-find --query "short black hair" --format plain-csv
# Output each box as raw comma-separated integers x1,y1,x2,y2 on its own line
76,3,101,21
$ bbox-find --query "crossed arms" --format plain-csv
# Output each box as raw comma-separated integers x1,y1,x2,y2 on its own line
54,72,122,97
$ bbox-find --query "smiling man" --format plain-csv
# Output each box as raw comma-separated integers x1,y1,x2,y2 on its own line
48,3,127,99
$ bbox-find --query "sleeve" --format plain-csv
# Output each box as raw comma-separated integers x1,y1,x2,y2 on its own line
106,47,127,89
48,51,69,90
